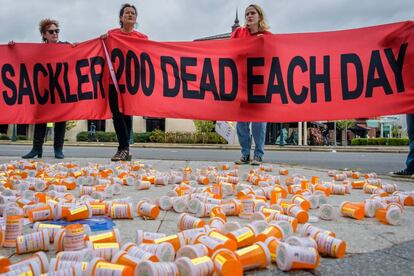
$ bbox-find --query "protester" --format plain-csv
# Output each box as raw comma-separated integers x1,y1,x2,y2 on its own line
390,114,414,177
233,4,272,165
16,19,67,159
103,3,148,162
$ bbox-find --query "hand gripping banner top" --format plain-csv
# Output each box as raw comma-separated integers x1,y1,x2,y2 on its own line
0,38,111,124
1,21,414,124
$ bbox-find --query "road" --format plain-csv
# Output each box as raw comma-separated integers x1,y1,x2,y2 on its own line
0,144,407,175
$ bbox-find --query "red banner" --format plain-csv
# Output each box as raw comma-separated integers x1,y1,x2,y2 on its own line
1,21,414,124
108,21,414,122
0,38,111,124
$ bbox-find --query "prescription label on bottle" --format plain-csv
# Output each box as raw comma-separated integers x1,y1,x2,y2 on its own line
18,271,33,276
90,232,113,242
96,262,124,274
291,247,318,265
139,203,152,214
155,235,174,244
231,228,252,243
237,231,252,243
144,232,164,240
332,244,338,256
32,209,51,220
236,244,259,256
192,256,211,265
215,254,227,268
93,243,119,249
70,205,88,215
198,236,221,250
341,207,356,217
317,235,334,254
39,223,62,229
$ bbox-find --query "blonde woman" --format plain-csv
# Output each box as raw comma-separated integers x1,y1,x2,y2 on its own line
233,4,271,165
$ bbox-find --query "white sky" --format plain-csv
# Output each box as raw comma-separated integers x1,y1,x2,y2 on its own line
0,0,413,43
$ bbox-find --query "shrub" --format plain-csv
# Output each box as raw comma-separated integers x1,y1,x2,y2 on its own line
77,131,118,142
148,130,226,144
96,131,117,142
203,132,227,144
16,135,28,140
377,138,386,145
351,137,409,146
75,129,226,144
76,131,89,142
0,133,10,140
387,138,408,146
387,138,397,146
149,129,166,143
134,132,152,143
165,132,194,144
401,138,409,146
351,138,363,145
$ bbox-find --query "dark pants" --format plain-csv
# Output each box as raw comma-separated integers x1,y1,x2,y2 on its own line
33,122,66,150
109,86,131,150
406,114,414,173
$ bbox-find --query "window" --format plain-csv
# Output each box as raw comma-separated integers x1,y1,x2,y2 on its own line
145,118,165,132
0,125,8,134
88,120,106,132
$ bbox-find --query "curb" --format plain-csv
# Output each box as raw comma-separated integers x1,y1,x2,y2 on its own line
0,141,408,153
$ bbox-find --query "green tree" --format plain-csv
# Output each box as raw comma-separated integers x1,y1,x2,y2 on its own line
391,125,402,138
335,120,355,146
193,120,215,133
335,120,354,131
193,120,215,144
66,121,77,131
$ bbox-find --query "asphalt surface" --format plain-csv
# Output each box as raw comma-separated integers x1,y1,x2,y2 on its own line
0,144,408,176
262,240,414,275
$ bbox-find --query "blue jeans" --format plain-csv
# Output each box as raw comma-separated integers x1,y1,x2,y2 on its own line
406,114,414,172
236,122,267,158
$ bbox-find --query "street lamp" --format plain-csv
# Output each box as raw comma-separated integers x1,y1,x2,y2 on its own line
11,124,17,142
345,124,348,146
279,123,284,146
129,118,134,145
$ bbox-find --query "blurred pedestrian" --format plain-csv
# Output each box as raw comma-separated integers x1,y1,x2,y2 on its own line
390,114,414,177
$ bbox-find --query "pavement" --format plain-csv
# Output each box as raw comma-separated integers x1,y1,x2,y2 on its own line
1,156,414,275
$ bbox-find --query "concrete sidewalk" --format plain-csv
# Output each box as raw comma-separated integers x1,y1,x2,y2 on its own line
1,157,413,275
0,141,409,153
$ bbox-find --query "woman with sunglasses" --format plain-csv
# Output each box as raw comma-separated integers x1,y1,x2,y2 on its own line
105,3,148,161
233,4,272,166
21,19,67,159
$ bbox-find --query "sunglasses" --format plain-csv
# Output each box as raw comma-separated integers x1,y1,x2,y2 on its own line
46,29,60,35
